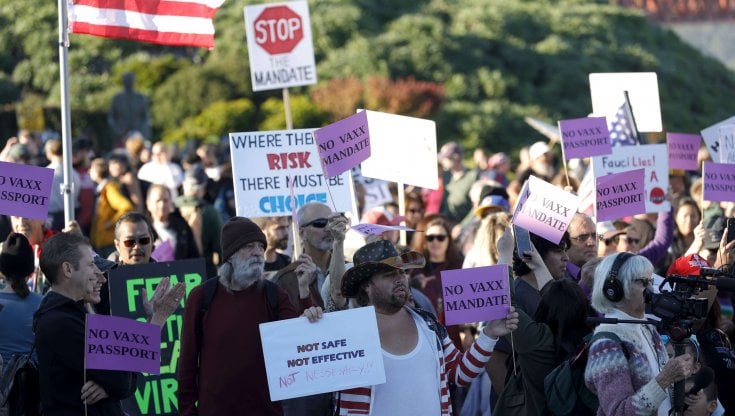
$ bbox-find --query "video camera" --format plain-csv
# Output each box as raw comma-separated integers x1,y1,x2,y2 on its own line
646,265,735,338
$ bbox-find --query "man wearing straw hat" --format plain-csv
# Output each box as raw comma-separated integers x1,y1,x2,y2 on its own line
335,239,519,415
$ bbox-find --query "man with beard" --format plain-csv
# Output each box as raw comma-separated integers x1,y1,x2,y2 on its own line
178,217,318,416
565,213,598,281
272,202,349,310
252,216,291,275
335,240,519,415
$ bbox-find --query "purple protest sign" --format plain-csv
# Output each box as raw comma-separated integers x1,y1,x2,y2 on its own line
315,111,371,178
703,162,735,202
595,168,646,221
86,314,162,374
0,161,54,220
512,176,579,244
667,133,701,171
440,265,511,326
559,117,611,160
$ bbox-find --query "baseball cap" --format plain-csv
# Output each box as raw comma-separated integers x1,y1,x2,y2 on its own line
529,141,550,161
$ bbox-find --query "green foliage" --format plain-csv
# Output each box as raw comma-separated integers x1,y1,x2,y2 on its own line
258,95,327,131
163,98,258,144
1,0,735,157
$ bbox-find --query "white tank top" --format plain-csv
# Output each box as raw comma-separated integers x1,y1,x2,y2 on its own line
371,312,441,416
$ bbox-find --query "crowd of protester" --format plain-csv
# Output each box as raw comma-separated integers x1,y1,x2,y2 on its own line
0,128,734,416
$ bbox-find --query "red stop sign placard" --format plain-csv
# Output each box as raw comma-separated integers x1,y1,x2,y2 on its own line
253,5,303,55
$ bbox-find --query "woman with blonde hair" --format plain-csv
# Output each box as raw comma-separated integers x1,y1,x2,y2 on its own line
463,212,510,268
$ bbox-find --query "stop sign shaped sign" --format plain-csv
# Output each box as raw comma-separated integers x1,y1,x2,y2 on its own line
253,5,303,54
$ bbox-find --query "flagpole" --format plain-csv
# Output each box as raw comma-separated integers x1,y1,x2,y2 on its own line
58,0,76,227
556,126,571,188
283,88,293,130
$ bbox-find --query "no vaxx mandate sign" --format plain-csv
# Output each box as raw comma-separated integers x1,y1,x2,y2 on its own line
244,1,317,92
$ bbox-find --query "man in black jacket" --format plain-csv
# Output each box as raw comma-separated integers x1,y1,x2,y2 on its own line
34,233,138,415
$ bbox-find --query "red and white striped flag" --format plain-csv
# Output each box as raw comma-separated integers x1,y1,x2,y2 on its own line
69,0,225,49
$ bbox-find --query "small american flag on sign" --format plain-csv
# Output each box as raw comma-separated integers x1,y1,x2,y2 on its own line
607,97,639,147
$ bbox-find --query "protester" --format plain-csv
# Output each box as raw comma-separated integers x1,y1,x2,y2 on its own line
177,217,319,415
670,198,702,260
251,216,292,275
34,233,138,415
272,202,348,310
108,152,146,212
8,215,57,292
146,184,199,262
438,141,479,225
409,214,464,346
597,221,625,257
616,208,673,268
0,233,42,365
566,213,598,281
88,157,135,258
137,142,184,199
335,239,519,415
585,252,694,415
404,191,426,245
462,210,510,268
175,165,223,277
493,228,595,415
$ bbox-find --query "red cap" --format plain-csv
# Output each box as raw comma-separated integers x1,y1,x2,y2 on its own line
666,253,711,276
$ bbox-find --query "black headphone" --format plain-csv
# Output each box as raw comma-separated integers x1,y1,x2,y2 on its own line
603,252,634,302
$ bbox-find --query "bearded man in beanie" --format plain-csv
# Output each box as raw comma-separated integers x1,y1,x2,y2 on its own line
178,217,320,416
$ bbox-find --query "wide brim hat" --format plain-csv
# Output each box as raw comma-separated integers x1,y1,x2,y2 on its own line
341,240,425,298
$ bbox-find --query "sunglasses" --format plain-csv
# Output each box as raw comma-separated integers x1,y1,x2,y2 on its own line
407,209,423,214
426,234,447,242
302,218,328,228
121,237,151,248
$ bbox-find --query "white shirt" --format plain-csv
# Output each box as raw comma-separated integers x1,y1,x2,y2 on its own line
371,312,441,416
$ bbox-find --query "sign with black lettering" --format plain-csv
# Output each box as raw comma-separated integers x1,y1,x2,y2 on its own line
259,306,385,400
228,129,353,217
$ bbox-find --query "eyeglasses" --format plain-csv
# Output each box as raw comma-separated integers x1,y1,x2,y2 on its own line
633,277,653,286
121,237,151,248
407,209,423,214
570,233,597,243
302,218,328,228
426,234,447,242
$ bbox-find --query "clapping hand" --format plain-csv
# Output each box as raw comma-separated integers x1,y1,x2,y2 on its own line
142,276,186,326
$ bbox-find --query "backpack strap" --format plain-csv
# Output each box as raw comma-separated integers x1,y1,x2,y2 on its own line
195,277,220,359
263,279,280,321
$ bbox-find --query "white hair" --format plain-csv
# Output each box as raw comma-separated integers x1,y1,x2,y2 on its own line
591,253,653,313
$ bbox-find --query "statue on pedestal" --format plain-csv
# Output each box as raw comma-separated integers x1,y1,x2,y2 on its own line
108,72,151,145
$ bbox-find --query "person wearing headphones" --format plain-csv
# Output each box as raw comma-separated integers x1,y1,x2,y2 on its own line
584,253,694,415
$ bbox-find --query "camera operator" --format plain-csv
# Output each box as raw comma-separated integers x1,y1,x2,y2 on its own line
585,253,694,416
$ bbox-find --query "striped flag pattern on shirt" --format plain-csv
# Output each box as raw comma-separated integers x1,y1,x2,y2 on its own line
69,0,225,49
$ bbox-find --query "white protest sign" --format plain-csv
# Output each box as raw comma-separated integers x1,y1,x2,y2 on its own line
260,306,385,401
589,72,662,132
228,129,353,217
244,1,317,91
351,166,393,211
359,111,439,190
718,125,735,164
591,143,670,215
701,117,735,162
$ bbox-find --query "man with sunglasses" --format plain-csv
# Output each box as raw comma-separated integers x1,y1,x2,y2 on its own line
272,202,348,311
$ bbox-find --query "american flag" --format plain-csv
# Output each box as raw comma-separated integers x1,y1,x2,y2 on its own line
69,0,225,49
607,96,639,147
